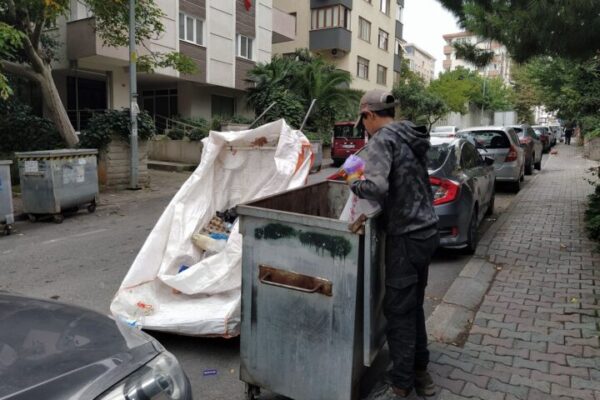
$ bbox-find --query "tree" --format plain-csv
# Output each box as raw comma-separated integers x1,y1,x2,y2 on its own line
428,67,480,114
510,64,539,124
0,0,195,147
437,0,600,63
393,60,448,130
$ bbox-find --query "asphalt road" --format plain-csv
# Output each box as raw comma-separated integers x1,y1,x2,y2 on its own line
0,158,545,400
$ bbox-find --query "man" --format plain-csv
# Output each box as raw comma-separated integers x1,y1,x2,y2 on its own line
345,90,439,399
565,121,574,145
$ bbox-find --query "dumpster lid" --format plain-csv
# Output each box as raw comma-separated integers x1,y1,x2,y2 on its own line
0,160,13,165
15,149,98,158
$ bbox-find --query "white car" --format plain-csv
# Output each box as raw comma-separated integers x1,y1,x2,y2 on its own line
430,126,461,138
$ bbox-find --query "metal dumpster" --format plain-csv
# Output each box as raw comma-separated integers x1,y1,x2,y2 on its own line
237,181,387,400
16,149,99,223
0,160,14,235
310,140,323,173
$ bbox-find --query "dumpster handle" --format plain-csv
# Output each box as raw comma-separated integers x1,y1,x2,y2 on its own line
259,265,333,296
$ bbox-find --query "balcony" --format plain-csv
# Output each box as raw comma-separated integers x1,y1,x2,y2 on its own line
310,0,353,8
67,17,130,65
309,28,352,53
443,45,453,55
272,7,296,44
443,59,452,70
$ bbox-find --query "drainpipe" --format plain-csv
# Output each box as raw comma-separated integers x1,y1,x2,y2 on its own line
129,0,140,189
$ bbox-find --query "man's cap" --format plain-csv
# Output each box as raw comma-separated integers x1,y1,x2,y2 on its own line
355,89,397,128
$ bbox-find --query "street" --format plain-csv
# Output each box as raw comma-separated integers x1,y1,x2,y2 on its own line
0,157,546,400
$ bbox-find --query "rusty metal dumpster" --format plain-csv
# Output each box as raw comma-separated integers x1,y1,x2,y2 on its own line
0,160,14,235
16,150,99,223
237,180,387,400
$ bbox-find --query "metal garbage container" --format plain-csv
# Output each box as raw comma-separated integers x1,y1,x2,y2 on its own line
237,181,387,400
16,149,99,223
0,160,14,235
310,140,323,173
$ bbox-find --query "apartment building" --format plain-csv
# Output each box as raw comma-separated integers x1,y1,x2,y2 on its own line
442,31,512,85
403,43,436,84
49,0,295,130
272,0,405,92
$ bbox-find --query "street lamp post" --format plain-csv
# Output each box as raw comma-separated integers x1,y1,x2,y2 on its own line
129,0,139,190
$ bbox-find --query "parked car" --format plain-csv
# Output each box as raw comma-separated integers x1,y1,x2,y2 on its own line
0,292,193,400
430,126,461,138
532,125,553,151
507,124,543,175
457,126,525,193
427,137,496,254
549,125,564,142
331,121,367,167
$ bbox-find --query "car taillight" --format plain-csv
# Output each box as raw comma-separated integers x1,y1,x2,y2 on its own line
430,177,460,206
505,145,518,162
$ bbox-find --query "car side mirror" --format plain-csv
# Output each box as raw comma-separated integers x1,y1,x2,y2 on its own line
484,157,495,166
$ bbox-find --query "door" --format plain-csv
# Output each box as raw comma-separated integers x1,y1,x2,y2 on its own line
461,142,490,220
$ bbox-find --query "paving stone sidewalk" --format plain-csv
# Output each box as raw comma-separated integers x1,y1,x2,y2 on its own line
429,145,600,400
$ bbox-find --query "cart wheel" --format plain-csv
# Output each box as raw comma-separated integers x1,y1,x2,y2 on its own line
245,384,260,400
28,214,37,223
53,214,64,224
87,200,97,213
3,225,12,236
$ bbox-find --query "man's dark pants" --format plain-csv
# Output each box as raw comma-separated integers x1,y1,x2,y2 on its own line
384,227,440,391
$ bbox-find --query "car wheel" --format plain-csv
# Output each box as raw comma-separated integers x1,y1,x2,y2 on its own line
463,207,478,255
534,155,542,171
511,179,521,193
485,191,495,216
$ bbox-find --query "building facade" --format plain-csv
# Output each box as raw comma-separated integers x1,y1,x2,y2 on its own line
272,0,404,92
50,0,295,131
403,43,436,84
442,31,512,85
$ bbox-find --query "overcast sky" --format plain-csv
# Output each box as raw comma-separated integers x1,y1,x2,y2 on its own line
403,0,461,76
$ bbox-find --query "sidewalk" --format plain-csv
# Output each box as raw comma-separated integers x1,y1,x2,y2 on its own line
429,145,600,400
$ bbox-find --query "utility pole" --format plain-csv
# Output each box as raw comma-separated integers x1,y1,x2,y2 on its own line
129,0,139,189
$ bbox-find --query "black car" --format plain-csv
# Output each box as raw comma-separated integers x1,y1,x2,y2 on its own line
428,137,496,254
0,293,192,400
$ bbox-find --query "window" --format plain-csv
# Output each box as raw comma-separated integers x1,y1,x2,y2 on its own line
395,38,402,55
290,12,297,34
380,0,390,15
179,13,204,45
378,29,389,50
357,57,369,79
237,35,254,60
212,95,235,118
377,65,387,85
460,143,480,169
358,18,371,42
396,1,403,22
310,5,350,30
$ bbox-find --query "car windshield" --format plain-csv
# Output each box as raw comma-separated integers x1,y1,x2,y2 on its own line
333,124,364,139
458,130,510,149
511,127,526,138
427,144,451,170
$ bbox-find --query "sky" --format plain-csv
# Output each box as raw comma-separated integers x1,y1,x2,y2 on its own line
403,0,461,76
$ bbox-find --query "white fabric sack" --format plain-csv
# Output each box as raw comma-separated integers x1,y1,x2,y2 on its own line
110,119,312,337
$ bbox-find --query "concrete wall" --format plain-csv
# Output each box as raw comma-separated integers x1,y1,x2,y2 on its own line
148,140,203,164
177,81,253,119
584,137,600,161
206,0,236,88
432,104,494,130
98,139,149,189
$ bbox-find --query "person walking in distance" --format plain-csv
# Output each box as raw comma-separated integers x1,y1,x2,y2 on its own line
565,121,574,145
342,90,440,399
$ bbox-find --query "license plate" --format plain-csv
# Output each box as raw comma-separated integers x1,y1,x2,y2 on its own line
342,144,355,149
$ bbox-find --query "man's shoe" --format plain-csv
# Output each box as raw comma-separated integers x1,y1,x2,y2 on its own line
415,370,436,397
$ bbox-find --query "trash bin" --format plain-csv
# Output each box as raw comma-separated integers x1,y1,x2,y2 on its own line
237,181,387,400
0,160,14,235
309,140,323,173
16,149,99,223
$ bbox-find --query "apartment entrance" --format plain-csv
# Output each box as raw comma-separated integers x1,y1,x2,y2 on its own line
67,76,107,131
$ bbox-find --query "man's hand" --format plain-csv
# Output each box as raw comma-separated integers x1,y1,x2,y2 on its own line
340,155,365,184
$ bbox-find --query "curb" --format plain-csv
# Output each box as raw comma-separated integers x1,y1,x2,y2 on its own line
426,154,550,344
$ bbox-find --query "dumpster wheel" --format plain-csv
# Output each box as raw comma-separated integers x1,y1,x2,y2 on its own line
245,384,260,400
3,225,12,236
87,200,97,213
53,214,64,224
28,214,37,223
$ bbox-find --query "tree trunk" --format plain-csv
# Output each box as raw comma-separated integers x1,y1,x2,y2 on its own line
39,66,79,148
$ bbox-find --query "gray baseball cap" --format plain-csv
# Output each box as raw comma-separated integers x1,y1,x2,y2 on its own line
355,89,396,128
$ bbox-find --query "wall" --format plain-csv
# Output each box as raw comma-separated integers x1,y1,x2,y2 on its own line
432,104,494,130
98,139,149,189
206,0,236,88
272,0,310,55
177,81,253,119
148,139,203,164
584,137,600,162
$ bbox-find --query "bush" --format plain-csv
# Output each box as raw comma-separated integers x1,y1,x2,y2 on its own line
167,128,185,140
210,116,223,131
585,174,600,248
79,109,155,150
187,127,208,141
0,98,64,153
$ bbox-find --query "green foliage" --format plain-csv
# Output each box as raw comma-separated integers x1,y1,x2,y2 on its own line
429,68,480,114
585,177,600,247
246,50,359,135
79,109,155,150
438,0,600,62
167,128,185,140
393,61,448,129
0,97,64,153
0,22,25,98
187,127,207,141
210,116,223,131
452,42,494,68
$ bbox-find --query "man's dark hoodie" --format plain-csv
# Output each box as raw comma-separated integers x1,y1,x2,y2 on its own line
351,121,438,235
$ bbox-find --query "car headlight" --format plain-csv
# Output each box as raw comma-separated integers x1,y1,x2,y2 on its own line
100,351,189,400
